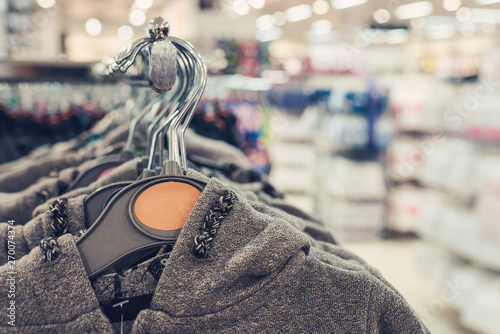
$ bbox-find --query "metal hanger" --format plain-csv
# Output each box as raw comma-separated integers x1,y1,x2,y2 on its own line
76,17,208,277
82,30,194,227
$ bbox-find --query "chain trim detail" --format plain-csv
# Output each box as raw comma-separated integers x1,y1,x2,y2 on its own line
193,190,236,259
40,238,59,263
50,198,68,237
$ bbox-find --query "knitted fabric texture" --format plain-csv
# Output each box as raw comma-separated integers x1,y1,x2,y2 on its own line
193,189,235,258
0,177,431,333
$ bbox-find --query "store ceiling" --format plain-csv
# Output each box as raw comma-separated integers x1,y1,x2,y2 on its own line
58,0,500,52
247,0,500,42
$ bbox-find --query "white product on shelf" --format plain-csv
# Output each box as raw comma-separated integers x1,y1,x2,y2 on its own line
316,194,385,240
388,185,425,233
417,242,500,334
269,165,315,195
387,137,424,181
389,74,450,132
269,106,318,143
316,155,387,201
315,114,395,152
418,138,478,199
475,155,500,243
268,142,316,169
419,200,500,272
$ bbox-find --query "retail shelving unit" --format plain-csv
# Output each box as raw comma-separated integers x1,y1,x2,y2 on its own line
387,76,500,334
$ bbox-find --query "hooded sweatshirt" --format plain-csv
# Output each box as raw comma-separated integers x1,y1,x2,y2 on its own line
0,167,79,225
0,177,429,333
0,185,327,266
31,159,141,217
0,123,131,194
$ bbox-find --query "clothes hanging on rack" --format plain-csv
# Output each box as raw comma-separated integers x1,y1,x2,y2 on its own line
0,166,330,264
0,18,430,333
0,177,429,333
0,123,131,193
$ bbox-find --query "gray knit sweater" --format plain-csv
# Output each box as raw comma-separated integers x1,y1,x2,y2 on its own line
0,177,429,333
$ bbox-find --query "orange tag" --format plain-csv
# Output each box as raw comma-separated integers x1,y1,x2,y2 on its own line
134,182,201,230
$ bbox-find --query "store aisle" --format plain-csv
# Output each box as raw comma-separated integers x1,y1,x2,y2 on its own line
344,239,476,334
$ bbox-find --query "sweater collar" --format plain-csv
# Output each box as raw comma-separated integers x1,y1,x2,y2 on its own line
30,176,310,329
150,176,311,317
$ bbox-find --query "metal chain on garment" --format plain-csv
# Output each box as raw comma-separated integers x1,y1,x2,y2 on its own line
39,191,236,262
50,198,68,237
39,238,59,263
193,190,236,259
37,198,69,263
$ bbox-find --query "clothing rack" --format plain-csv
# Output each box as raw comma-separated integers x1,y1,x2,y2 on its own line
0,16,431,334
0,60,110,83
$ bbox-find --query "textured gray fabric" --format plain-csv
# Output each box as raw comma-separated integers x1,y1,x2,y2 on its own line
0,235,114,333
0,124,131,194
99,123,131,149
0,146,51,174
0,148,94,193
3,171,326,264
0,177,429,333
1,167,335,266
203,171,337,244
0,195,87,265
0,167,79,225
185,128,252,169
32,159,140,217
0,140,80,174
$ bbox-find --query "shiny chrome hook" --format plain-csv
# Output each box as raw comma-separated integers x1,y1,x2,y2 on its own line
147,36,207,171
109,17,177,93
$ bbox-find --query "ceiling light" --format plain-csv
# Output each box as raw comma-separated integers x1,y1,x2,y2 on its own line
386,29,409,44
311,19,333,31
475,0,500,4
313,0,329,15
256,14,275,30
249,0,265,9
395,1,433,20
443,0,461,11
307,31,333,43
85,18,102,37
129,10,146,26
470,8,500,22
285,4,312,22
118,25,134,41
411,16,426,28
309,20,333,38
233,0,250,15
373,9,391,24
456,7,471,22
460,22,476,36
256,27,281,42
36,0,56,9
331,0,367,10
135,0,153,10
273,11,287,26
